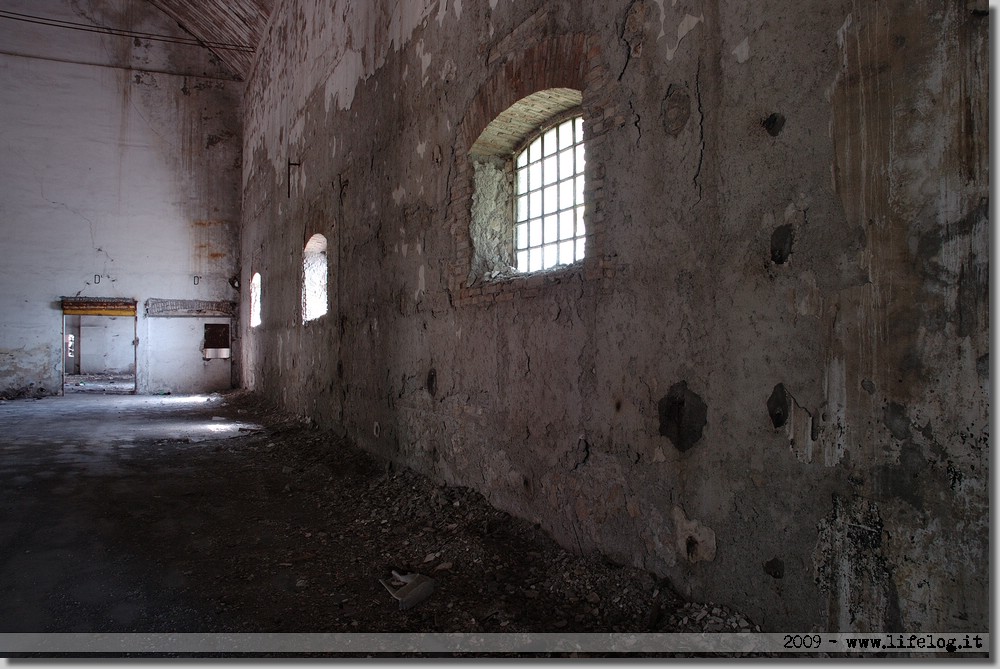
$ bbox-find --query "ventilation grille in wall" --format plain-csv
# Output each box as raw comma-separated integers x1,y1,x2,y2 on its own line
145,298,236,318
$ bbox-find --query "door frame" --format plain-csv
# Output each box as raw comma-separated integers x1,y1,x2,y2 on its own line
60,297,138,395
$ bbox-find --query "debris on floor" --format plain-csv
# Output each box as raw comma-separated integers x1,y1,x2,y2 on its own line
667,601,762,633
0,390,765,640
379,571,436,611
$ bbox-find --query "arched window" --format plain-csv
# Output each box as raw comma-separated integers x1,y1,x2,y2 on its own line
249,272,262,328
468,88,586,280
302,234,328,323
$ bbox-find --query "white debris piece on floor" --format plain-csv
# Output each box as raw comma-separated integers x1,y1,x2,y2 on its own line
379,570,436,611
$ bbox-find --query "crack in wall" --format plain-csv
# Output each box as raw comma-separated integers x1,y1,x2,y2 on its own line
692,58,704,207
628,100,641,145
618,0,646,81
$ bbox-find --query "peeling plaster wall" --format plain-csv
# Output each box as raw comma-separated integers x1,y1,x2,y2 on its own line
241,0,988,632
0,0,243,396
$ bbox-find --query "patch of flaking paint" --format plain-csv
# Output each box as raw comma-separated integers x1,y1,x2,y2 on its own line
416,141,427,158
392,186,406,205
672,506,717,563
732,36,750,63
825,13,853,102
415,265,426,302
416,40,433,85
650,0,666,38
823,356,847,466
387,1,435,53
664,14,704,61
324,49,364,111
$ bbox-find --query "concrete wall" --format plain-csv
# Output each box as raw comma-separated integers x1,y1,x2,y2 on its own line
0,0,243,397
240,0,989,632
79,316,135,375
143,317,233,394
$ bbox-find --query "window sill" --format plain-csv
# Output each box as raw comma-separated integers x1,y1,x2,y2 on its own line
456,256,611,307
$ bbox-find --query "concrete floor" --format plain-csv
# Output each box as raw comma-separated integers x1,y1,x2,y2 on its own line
63,373,136,395
0,392,759,647
0,393,258,632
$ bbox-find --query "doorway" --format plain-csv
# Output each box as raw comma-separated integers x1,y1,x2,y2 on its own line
60,297,137,394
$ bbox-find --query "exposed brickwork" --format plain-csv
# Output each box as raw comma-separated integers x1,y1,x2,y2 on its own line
447,33,624,308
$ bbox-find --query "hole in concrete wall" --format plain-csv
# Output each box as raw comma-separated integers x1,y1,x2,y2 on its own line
250,272,262,328
302,234,328,323
770,224,794,264
763,557,785,579
657,381,707,452
767,383,790,428
373,421,381,438
614,399,622,412
662,83,691,137
882,402,912,440
686,536,699,560
762,113,785,136
426,368,437,397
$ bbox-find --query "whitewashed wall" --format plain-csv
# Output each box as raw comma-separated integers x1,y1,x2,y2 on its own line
0,0,242,396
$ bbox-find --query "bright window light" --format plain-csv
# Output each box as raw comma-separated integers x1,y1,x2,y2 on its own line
302,234,328,323
514,116,586,272
250,272,262,328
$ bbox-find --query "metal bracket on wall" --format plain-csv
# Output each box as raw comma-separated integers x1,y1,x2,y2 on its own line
287,158,301,198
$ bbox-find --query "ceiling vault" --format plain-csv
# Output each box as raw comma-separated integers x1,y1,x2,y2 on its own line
145,0,273,80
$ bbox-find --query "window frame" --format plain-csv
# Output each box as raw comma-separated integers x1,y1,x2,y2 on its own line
301,233,328,324
446,34,612,308
511,110,587,274
249,271,262,328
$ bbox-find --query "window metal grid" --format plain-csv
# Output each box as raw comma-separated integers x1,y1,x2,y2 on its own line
514,117,585,273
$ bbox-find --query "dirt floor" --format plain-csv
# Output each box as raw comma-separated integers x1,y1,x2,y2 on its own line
0,390,761,653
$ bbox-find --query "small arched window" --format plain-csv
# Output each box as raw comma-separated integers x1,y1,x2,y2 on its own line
249,272,262,328
302,234,328,323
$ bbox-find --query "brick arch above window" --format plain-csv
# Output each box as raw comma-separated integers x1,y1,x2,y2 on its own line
448,33,616,307
470,88,582,158
457,34,591,155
